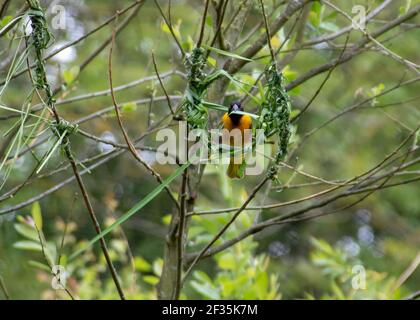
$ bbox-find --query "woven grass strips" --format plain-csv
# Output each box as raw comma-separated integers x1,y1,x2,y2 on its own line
257,63,291,180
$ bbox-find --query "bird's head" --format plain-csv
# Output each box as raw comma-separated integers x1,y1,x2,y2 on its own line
228,102,244,114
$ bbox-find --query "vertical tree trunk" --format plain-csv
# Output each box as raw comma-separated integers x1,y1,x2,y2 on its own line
157,0,250,300
157,211,180,299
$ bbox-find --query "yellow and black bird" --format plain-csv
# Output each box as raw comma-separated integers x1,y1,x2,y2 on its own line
222,102,253,179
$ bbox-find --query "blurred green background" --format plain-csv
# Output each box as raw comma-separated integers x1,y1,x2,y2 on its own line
0,0,419,299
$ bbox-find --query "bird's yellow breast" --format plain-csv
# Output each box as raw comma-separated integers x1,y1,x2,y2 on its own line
222,113,252,132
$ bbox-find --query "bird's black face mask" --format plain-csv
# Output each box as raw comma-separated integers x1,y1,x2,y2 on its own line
228,102,244,125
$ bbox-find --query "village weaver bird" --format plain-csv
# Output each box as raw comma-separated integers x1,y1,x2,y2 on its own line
221,102,253,179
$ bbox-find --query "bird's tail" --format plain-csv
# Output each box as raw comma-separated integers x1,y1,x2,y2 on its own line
227,156,244,179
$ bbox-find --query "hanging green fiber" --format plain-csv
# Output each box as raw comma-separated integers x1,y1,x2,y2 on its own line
27,0,52,50
27,0,54,109
257,63,291,179
183,47,208,129
27,1,77,148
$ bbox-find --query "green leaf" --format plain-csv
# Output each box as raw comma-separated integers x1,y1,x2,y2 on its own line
134,256,151,272
309,1,323,27
28,260,51,272
207,56,217,67
0,15,22,36
290,109,301,119
161,22,171,34
182,35,194,52
121,102,137,113
255,271,269,298
13,241,42,252
205,15,212,27
369,83,385,96
217,252,236,270
330,280,346,300
320,22,340,32
153,259,163,276
31,201,42,230
283,65,297,81
201,101,228,112
62,66,80,85
204,45,253,62
324,11,338,21
161,20,181,39
14,223,38,242
399,0,412,14
311,237,335,255
45,243,57,266
188,226,205,238
0,16,13,28
193,270,214,285
161,214,172,225
143,275,159,285
69,161,191,260
190,281,220,299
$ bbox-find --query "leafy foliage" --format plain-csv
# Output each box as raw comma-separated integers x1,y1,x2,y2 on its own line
309,238,402,300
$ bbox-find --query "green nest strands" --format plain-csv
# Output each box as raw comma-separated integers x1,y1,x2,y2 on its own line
53,119,78,137
27,0,53,93
257,63,291,177
183,47,208,129
27,0,51,50
183,46,245,129
183,47,226,130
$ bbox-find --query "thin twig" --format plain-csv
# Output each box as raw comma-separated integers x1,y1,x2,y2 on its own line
286,5,420,90
0,117,175,215
108,19,180,211
0,275,10,300
197,0,210,48
0,1,143,86
208,0,229,50
227,0,310,74
173,167,188,299
151,52,175,116
26,0,126,300
182,176,270,283
404,290,420,300
186,162,420,263
259,0,275,62
154,0,185,57
291,31,351,123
